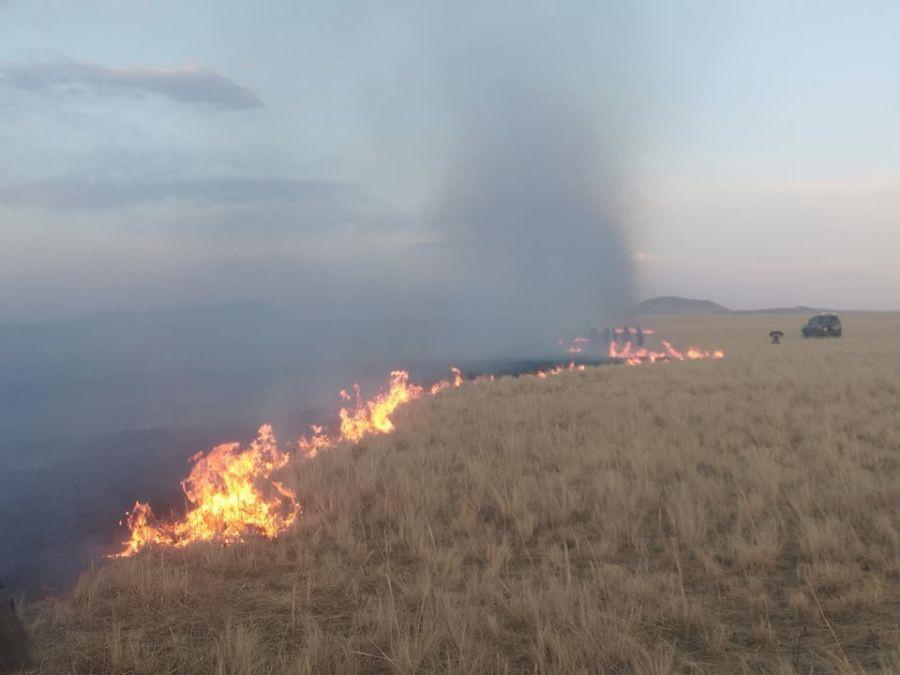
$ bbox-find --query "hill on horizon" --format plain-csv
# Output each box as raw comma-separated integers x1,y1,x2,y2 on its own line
632,296,828,316
630,296,732,315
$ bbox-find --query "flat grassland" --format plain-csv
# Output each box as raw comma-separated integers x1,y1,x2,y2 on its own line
27,313,900,673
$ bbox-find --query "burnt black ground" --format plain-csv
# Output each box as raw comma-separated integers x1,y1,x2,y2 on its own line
0,356,613,596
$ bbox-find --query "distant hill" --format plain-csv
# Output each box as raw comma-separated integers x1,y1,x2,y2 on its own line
733,306,825,315
630,296,732,315
630,296,831,316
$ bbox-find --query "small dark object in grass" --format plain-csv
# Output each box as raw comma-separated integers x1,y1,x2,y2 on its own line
769,330,784,344
0,579,33,672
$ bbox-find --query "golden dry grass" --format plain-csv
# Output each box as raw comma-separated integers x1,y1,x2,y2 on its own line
24,313,900,673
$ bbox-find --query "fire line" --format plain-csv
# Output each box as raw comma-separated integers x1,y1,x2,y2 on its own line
114,333,723,557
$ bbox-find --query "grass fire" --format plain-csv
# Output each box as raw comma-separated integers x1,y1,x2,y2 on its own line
113,331,722,559
4,3,900,673
19,313,899,673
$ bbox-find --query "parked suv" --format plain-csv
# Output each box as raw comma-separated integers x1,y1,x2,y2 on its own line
802,313,842,338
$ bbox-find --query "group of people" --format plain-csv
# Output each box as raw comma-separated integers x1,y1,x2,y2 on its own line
594,325,646,348
561,325,653,355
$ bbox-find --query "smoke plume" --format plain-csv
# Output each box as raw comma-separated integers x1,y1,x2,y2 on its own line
423,48,635,356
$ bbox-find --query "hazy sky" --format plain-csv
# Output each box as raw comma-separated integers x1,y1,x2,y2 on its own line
1,0,898,320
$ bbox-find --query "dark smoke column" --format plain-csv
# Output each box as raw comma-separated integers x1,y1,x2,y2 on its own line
430,84,635,357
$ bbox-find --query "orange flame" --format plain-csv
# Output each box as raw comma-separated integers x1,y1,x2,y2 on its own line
115,334,723,557
297,424,329,459
116,424,299,557
338,370,424,443
335,367,466,444
117,369,466,556
429,366,463,395
605,331,724,366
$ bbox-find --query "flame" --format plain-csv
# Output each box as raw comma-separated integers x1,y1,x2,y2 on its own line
534,361,586,379
115,331,723,557
116,424,299,557
429,367,463,395
602,330,724,366
565,338,588,354
118,370,472,557
338,370,425,443
336,368,467,444
297,424,329,459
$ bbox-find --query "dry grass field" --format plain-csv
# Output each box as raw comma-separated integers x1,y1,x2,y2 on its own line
22,313,900,673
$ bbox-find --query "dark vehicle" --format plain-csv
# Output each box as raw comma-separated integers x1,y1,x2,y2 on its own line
802,313,842,338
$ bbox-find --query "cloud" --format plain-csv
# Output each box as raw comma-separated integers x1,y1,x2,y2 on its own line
0,173,420,254
0,176,358,211
0,58,262,110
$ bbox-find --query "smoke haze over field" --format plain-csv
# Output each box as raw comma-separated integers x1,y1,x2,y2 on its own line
430,80,633,353
0,3,640,348
3,1,900,593
0,3,646,591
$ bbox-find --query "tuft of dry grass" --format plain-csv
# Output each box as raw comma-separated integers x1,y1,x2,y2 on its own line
25,313,900,673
